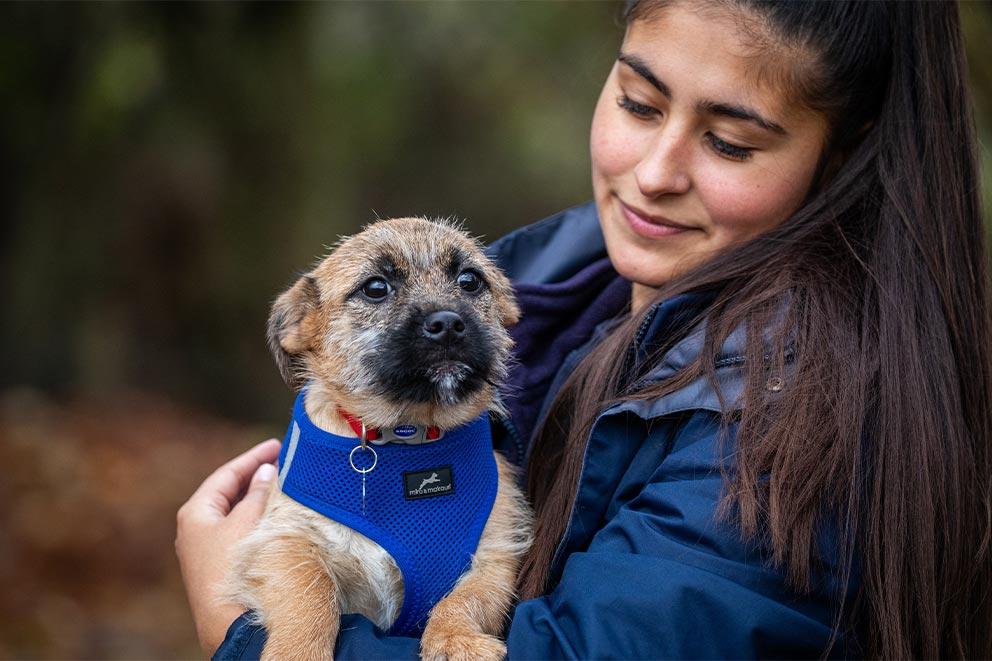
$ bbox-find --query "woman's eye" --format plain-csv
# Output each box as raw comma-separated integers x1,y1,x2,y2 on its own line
617,94,658,119
360,277,391,301
457,270,484,293
706,133,753,162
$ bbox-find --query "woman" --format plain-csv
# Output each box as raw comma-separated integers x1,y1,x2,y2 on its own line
177,0,992,657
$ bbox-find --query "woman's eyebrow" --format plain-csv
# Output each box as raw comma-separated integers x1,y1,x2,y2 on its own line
618,52,671,99
698,100,787,135
617,52,787,136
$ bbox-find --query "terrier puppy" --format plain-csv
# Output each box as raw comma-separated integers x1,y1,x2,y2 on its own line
227,218,533,661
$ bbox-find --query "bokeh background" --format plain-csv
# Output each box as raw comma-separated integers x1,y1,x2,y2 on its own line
1,2,990,658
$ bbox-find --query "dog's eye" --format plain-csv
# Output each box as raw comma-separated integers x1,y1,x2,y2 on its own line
360,277,392,301
457,269,484,293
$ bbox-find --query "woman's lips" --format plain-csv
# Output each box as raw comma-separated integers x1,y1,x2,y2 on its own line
620,201,694,239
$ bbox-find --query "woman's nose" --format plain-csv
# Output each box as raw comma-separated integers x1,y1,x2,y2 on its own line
634,128,692,198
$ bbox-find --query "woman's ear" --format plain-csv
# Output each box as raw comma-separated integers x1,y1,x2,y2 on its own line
267,274,320,389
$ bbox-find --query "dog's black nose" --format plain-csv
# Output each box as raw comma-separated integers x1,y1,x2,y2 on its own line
423,311,466,343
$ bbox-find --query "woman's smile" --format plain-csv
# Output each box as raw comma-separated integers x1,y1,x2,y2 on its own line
618,198,696,239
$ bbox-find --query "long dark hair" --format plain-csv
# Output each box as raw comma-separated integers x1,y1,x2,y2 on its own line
518,1,992,658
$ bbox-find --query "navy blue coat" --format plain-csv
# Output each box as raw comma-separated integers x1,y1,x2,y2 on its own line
214,203,857,659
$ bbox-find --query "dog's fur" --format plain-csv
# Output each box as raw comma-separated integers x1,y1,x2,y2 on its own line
226,218,533,660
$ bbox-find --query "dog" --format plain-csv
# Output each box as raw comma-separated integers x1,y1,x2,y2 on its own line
226,217,533,661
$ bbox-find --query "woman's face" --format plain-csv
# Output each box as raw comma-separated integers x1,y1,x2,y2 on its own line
591,4,829,309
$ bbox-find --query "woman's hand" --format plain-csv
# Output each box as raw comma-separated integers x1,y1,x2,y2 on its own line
176,439,281,656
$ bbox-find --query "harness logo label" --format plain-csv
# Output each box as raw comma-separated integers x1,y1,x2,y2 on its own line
393,425,417,438
404,466,454,499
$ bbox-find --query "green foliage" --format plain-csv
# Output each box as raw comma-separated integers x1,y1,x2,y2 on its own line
0,2,989,423
0,2,621,421
962,1,992,226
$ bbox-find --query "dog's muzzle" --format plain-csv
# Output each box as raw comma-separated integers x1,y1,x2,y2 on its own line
370,304,496,404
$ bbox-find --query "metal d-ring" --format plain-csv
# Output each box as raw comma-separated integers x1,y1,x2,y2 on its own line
349,443,378,474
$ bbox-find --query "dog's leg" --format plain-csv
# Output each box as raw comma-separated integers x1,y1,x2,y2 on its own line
421,455,533,661
254,535,341,661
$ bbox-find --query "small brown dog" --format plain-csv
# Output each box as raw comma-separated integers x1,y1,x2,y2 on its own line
227,218,533,660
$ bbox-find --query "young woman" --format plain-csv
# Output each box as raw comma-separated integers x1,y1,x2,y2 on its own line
177,1,992,657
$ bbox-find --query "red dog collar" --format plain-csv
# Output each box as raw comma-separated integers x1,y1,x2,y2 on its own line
339,410,442,445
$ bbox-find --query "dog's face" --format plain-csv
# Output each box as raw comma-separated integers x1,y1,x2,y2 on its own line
268,218,519,429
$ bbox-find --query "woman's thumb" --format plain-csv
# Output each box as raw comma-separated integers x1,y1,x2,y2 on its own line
232,462,277,521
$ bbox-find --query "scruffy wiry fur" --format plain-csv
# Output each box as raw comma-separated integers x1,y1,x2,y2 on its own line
226,218,533,661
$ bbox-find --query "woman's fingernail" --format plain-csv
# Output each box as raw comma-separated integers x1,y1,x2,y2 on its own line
257,463,277,482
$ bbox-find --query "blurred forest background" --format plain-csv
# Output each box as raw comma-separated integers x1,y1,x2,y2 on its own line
1,2,991,658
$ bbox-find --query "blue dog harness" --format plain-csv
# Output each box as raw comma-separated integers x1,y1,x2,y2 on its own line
276,391,499,637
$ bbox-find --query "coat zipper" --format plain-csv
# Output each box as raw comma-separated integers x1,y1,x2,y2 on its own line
547,300,661,579
501,412,526,468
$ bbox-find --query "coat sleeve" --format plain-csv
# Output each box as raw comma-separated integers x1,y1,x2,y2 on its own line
212,612,422,660
505,409,851,659
214,410,852,660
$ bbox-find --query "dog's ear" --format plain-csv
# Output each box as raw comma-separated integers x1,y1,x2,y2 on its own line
267,274,320,389
486,267,521,326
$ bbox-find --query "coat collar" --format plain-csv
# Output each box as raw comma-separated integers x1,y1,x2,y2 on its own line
488,202,793,426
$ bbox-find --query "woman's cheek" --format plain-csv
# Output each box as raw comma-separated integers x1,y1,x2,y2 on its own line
701,171,802,238
591,100,646,180
591,114,626,178
590,80,612,160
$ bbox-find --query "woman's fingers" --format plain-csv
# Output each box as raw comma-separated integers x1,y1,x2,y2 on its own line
174,439,283,655
229,462,279,524
187,438,282,519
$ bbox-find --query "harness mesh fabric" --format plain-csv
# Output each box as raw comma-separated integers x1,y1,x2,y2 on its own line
277,390,499,637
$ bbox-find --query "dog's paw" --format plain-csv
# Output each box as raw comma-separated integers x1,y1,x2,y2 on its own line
420,627,506,661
